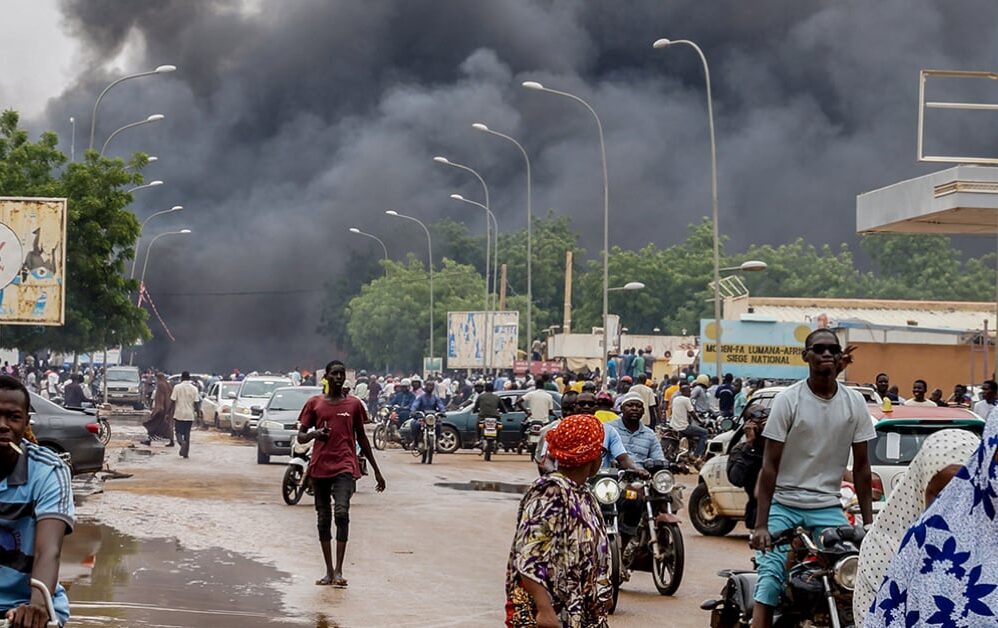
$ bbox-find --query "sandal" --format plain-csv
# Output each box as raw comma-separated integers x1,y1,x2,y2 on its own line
315,575,334,586
333,578,348,588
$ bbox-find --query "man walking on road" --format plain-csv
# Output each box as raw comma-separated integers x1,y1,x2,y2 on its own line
298,360,385,588
749,329,875,628
141,372,174,446
170,372,200,458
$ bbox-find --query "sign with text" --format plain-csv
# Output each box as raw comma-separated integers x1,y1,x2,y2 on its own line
446,311,520,369
0,198,67,325
513,360,563,376
699,320,811,379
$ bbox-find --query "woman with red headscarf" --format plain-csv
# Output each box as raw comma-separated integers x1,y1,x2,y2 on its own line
505,414,610,627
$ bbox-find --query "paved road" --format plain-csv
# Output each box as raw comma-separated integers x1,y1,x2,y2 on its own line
88,425,754,627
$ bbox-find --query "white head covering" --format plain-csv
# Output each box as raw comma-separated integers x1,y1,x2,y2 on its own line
617,391,644,406
856,428,980,625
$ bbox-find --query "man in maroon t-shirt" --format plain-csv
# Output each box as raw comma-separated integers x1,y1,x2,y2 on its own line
299,360,386,587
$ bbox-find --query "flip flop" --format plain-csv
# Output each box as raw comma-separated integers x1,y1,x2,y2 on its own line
315,575,334,586
333,578,348,588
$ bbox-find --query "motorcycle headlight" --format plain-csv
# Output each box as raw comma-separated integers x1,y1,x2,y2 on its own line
833,555,859,591
425,415,437,426
592,477,621,505
652,470,676,494
379,407,389,418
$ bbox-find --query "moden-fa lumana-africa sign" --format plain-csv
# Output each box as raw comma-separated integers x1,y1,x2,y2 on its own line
699,319,812,380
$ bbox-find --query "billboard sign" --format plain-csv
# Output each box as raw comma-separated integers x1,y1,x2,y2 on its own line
0,197,67,325
446,311,520,369
699,319,811,380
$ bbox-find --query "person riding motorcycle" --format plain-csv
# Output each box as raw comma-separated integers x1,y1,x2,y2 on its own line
409,381,445,450
473,382,502,440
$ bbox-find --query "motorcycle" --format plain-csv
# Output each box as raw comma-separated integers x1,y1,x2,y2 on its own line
590,469,624,614
658,425,695,473
478,416,502,461
372,405,404,450
282,432,314,505
521,414,550,458
410,411,441,464
0,579,59,628
619,459,687,596
702,525,865,627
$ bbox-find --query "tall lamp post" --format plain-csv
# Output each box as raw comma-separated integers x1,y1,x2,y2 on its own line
653,38,723,375
433,157,495,311
349,227,390,276
131,205,183,279
90,65,176,150
100,114,165,157
607,281,646,359
472,122,535,374
450,193,499,278
522,80,611,388
450,193,501,372
386,210,435,361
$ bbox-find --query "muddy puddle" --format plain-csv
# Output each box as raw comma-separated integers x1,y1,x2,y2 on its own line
61,522,333,627
435,480,528,494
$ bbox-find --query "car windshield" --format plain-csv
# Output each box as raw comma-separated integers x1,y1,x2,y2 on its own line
220,383,240,396
269,388,320,411
106,369,139,383
239,380,290,398
870,423,984,466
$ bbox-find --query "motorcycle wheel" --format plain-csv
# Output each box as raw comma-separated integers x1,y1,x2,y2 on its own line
652,524,685,596
97,418,111,446
282,466,305,505
426,436,434,464
688,483,737,537
608,536,622,614
484,440,492,462
372,425,387,450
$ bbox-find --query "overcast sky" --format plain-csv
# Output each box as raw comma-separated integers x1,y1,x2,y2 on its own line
2,1,997,371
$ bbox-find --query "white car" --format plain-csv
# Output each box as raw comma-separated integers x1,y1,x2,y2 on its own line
202,380,242,430
687,386,975,537
230,376,293,436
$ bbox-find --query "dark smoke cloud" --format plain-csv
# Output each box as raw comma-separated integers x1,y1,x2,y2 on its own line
30,0,998,371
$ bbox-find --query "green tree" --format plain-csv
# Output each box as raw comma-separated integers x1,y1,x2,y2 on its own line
0,110,150,354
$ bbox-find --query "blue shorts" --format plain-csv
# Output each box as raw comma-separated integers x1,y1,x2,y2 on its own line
753,501,847,608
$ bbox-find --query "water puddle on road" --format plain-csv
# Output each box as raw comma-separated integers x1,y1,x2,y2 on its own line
62,522,334,627
435,480,529,494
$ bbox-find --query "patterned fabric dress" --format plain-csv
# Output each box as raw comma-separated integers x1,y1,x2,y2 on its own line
505,472,611,627
865,410,998,627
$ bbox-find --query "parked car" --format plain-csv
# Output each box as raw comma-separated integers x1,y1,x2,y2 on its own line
230,375,293,436
256,386,322,464
689,394,984,537
29,392,105,475
203,380,242,430
439,390,562,454
103,366,143,409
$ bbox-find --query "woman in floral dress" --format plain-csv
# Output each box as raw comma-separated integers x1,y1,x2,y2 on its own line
505,414,610,627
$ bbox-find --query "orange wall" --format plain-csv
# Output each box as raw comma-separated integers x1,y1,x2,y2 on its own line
845,342,991,395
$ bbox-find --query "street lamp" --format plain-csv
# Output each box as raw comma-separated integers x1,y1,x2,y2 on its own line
386,210,435,360
125,155,158,171
523,80,611,389
720,260,768,273
653,38,723,376
90,65,176,150
127,180,164,194
450,193,499,278
131,206,183,279
100,114,165,157
472,122,535,375
605,282,644,365
608,281,646,292
433,156,495,312
139,228,191,293
349,227,389,276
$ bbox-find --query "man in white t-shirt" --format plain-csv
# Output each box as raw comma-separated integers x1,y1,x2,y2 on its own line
669,383,708,457
518,387,554,422
973,379,997,418
629,374,659,427
170,371,200,459
749,329,876,628
903,379,938,407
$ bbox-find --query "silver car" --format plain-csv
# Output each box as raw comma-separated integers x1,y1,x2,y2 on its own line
203,380,242,429
256,386,322,464
230,376,293,436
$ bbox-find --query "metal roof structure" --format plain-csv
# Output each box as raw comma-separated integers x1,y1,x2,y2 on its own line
730,297,995,333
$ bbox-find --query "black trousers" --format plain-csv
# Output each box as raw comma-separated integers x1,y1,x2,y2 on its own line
313,473,356,542
175,420,192,457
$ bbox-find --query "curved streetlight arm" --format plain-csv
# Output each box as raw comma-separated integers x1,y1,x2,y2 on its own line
89,68,171,150
524,83,609,388
131,207,183,279
387,212,434,359
475,124,534,373
101,116,164,157
139,230,190,291
350,228,390,276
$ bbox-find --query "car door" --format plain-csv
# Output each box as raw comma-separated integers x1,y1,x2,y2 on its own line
500,394,527,448
203,384,219,421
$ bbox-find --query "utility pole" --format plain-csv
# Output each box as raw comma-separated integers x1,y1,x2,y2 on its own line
499,264,508,311
563,251,573,334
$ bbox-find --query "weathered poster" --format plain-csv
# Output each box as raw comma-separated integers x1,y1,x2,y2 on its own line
0,198,67,325
446,311,520,369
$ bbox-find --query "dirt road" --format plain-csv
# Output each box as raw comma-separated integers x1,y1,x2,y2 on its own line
78,425,754,627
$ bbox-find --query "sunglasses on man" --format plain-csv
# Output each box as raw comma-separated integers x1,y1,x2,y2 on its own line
808,343,842,355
